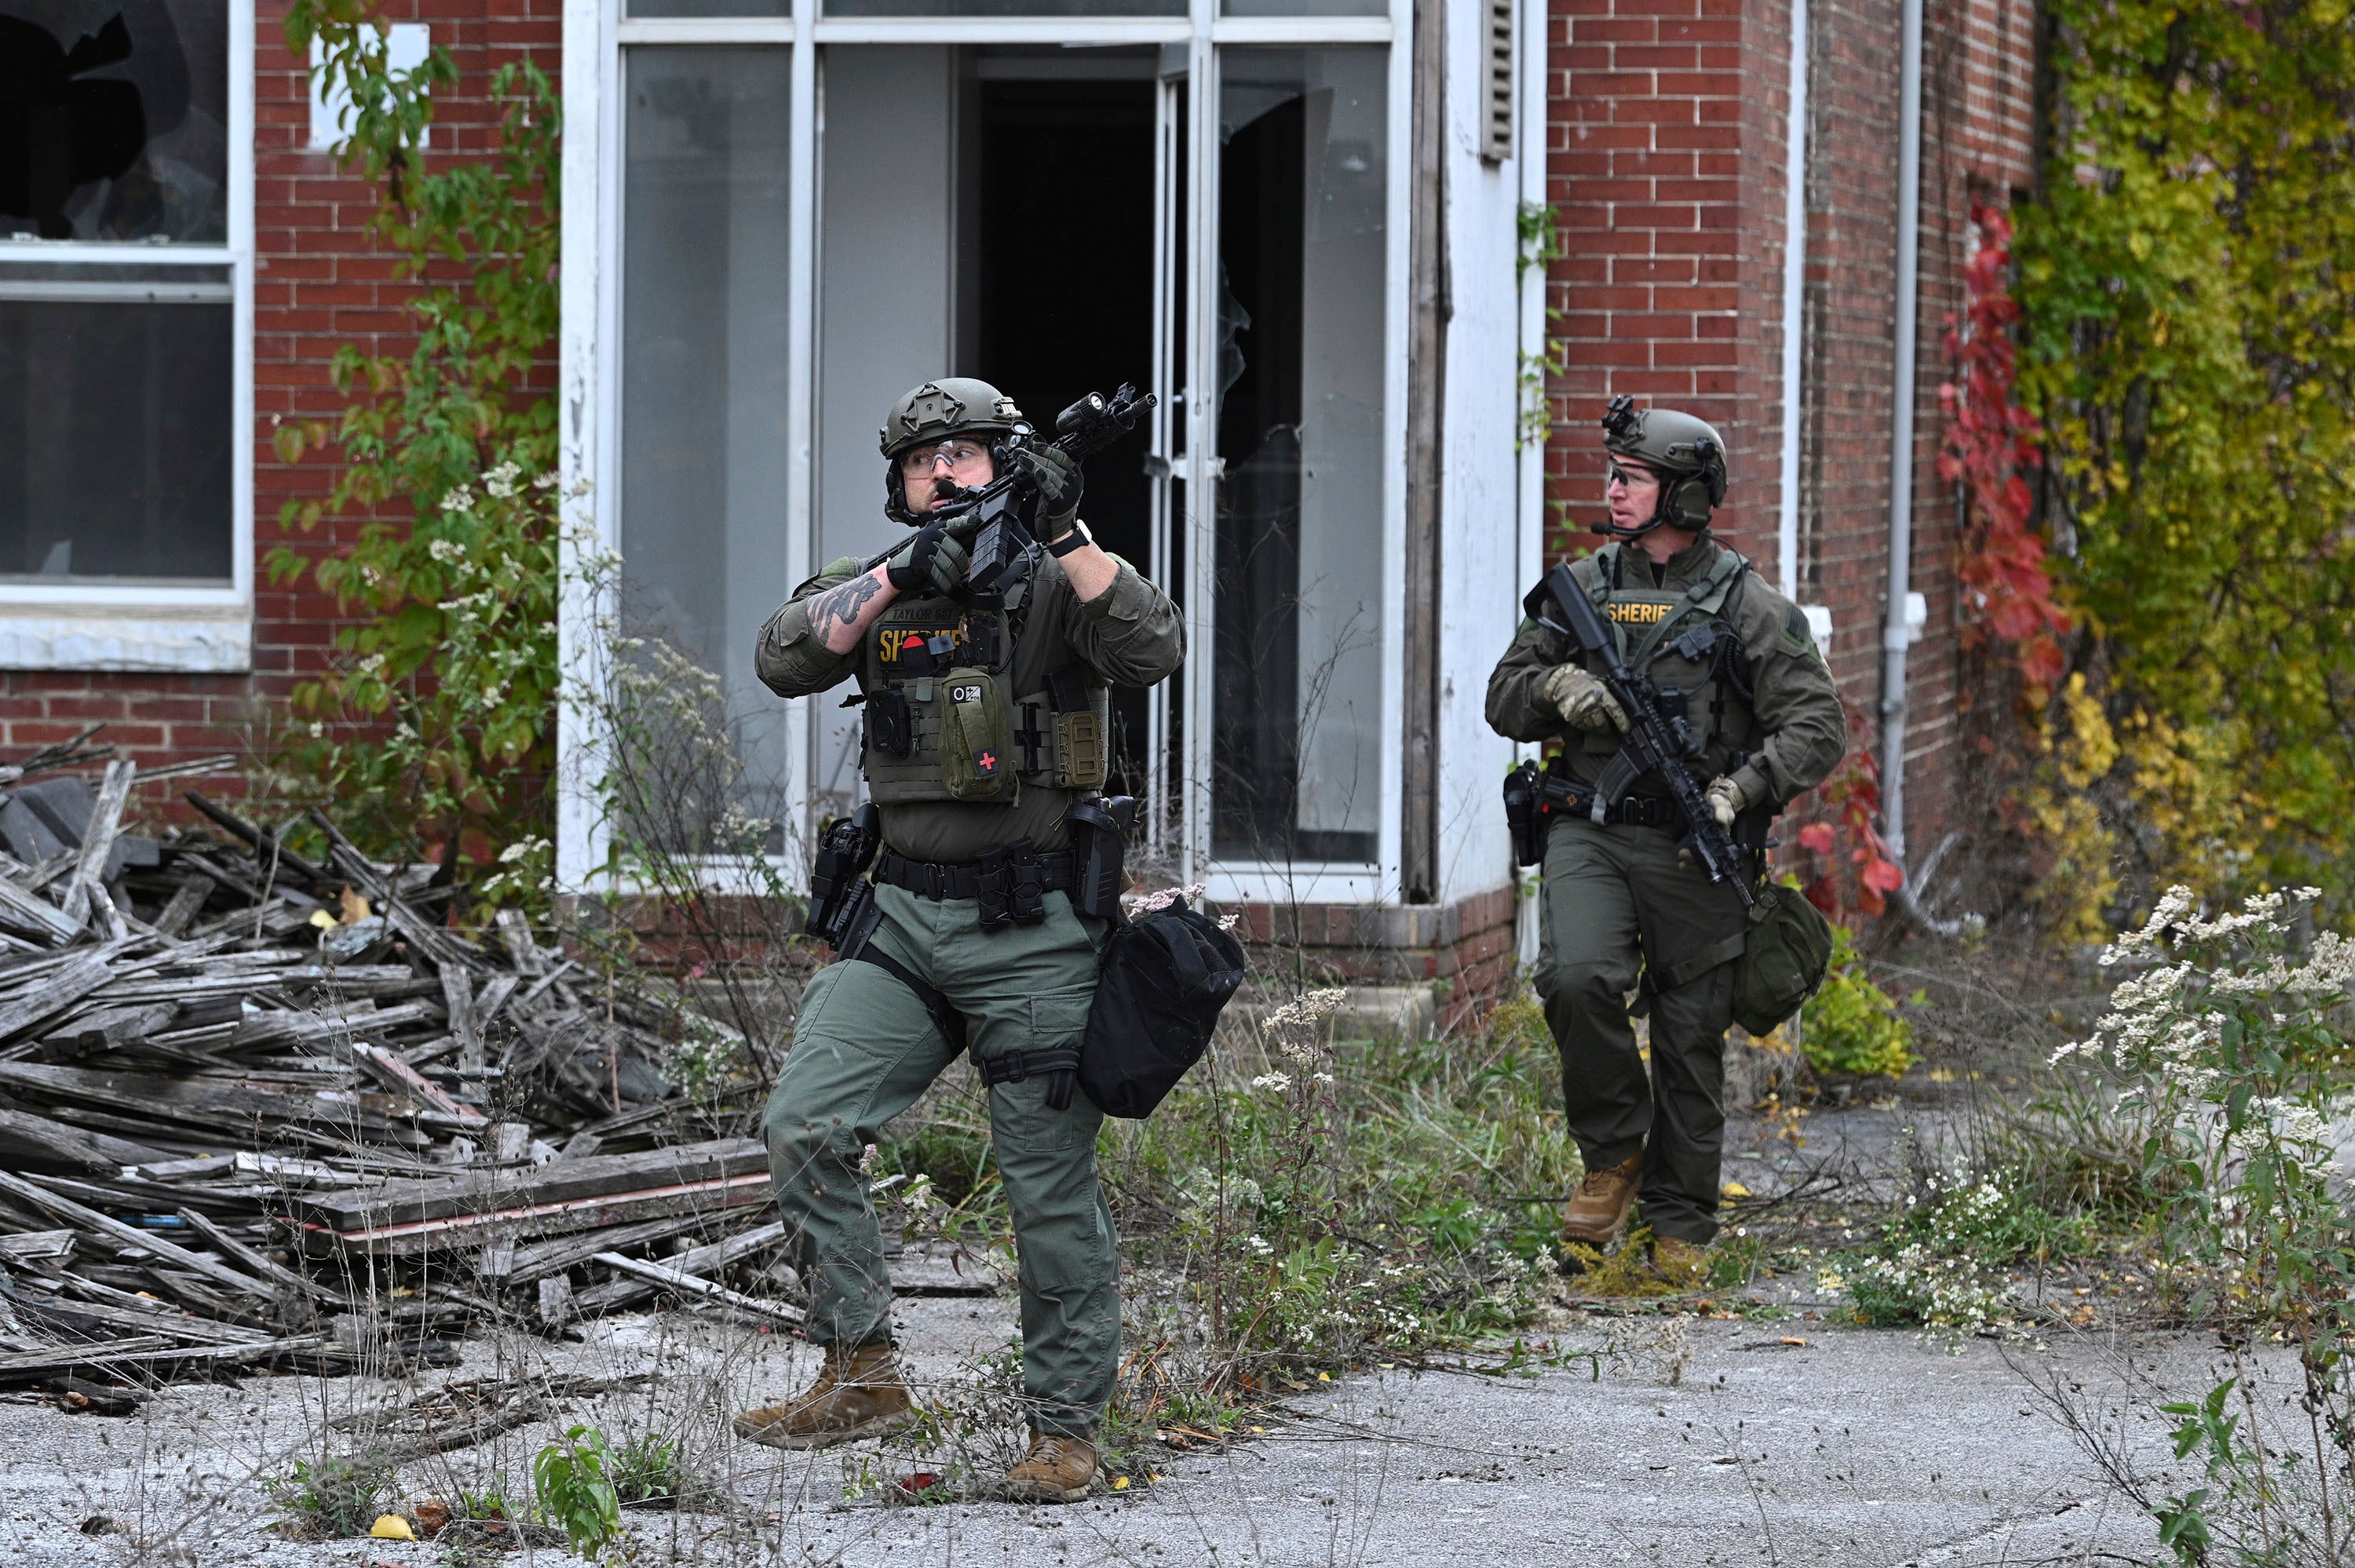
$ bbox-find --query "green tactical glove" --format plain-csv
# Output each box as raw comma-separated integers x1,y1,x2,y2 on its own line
1543,662,1629,733
1010,443,1085,541
886,516,969,597
1703,773,1750,830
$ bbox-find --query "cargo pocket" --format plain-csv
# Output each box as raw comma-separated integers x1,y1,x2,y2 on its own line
982,985,1100,1151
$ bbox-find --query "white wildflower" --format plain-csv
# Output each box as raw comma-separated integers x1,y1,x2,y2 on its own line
427,537,464,563
482,461,523,498
441,484,476,514
1251,1071,1292,1094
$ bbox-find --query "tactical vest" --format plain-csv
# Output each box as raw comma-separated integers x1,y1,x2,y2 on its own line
856,593,1110,807
1562,543,1759,786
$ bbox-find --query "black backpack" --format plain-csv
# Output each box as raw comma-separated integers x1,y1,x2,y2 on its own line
1079,897,1247,1118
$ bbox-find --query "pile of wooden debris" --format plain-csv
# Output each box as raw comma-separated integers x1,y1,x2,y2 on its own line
0,738,921,1405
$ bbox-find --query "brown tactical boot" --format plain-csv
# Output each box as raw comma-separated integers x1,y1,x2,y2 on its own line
732,1338,914,1450
1561,1152,1644,1249
1647,1235,1713,1289
1004,1428,1097,1503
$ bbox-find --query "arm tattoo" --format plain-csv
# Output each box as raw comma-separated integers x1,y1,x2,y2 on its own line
809,572,885,637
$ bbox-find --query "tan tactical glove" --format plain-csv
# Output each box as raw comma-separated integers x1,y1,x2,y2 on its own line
1543,663,1629,734
1703,773,1750,830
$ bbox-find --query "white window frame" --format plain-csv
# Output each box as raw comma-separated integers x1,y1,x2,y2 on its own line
0,0,257,673
558,0,1407,905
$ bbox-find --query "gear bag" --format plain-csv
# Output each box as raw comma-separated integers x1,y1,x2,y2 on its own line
1729,880,1834,1037
1079,895,1247,1119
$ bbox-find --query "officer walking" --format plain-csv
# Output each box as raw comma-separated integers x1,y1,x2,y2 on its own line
733,379,1185,1501
1485,398,1844,1282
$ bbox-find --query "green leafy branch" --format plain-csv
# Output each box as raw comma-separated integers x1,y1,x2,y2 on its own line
263,0,562,891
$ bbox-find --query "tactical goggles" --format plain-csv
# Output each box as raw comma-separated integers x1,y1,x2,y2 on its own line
897,439,993,478
1605,460,1662,489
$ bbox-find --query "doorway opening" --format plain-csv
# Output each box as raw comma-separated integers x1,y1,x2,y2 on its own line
965,59,1159,798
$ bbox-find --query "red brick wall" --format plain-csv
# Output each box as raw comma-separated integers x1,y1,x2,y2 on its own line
1546,0,2042,872
1542,0,1793,571
0,1,560,814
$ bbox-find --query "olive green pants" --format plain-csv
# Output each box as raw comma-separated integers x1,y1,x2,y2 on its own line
760,882,1115,1438
1535,815,1747,1245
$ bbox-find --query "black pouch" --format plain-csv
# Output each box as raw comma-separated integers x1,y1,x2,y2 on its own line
1006,838,1046,925
1064,797,1134,920
1078,896,1247,1119
1503,761,1542,867
975,848,1012,931
867,689,914,758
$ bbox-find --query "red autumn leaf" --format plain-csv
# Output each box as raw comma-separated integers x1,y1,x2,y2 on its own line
1798,823,1836,854
1860,857,1906,895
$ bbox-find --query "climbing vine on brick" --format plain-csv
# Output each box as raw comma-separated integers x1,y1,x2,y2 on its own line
264,3,561,895
1938,200,2068,701
2014,0,2355,909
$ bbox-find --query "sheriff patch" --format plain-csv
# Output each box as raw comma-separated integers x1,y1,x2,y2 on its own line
877,623,968,667
1605,600,1674,625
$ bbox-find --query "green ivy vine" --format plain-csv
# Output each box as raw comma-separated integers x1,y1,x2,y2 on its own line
265,1,561,899
2014,0,2355,907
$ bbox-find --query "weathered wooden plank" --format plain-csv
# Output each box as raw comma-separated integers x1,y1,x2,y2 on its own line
170,1207,352,1308
0,877,82,946
151,874,215,938
0,1106,169,1173
503,1212,714,1285
0,1336,323,1380
298,1138,770,1231
0,1169,276,1300
0,950,119,1046
0,1060,416,1139
60,760,134,936
588,1251,802,1325
573,1220,791,1315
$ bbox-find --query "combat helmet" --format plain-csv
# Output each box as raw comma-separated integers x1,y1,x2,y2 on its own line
880,377,1028,524
1599,394,1728,537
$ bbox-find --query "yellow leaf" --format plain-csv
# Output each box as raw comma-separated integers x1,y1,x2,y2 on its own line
1112,1475,1130,1490
1721,1180,1752,1198
369,1515,414,1541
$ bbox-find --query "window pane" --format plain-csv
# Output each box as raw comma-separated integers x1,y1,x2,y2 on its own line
0,0,229,243
0,265,232,582
1222,0,1386,16
1212,48,1386,864
619,49,794,841
826,0,1181,17
627,0,788,18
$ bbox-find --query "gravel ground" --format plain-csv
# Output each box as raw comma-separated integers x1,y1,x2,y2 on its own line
0,1289,2256,1568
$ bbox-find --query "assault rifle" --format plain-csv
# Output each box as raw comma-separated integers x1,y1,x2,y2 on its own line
861,384,1158,593
1528,563,1756,909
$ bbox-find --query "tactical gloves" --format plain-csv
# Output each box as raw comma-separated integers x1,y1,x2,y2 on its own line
886,516,969,597
1543,663,1629,733
1703,773,1750,830
1011,444,1085,541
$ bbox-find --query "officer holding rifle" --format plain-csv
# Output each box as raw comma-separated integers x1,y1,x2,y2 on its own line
734,378,1183,1501
1486,398,1844,1282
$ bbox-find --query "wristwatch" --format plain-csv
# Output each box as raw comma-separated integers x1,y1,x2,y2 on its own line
1046,520,1094,559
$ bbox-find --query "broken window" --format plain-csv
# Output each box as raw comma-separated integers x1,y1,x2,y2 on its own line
0,0,234,591
0,0,229,244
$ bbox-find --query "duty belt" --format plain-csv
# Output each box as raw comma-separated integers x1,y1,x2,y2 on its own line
874,848,1079,900
1590,792,1685,830
1540,773,1686,830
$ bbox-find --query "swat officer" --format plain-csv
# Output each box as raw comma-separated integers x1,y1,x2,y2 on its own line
733,378,1184,1501
1485,398,1845,1282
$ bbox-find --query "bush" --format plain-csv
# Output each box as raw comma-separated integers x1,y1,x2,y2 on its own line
1798,924,1915,1079
532,1424,624,1560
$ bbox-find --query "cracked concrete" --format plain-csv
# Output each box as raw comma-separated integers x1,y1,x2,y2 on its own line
0,1292,2256,1567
